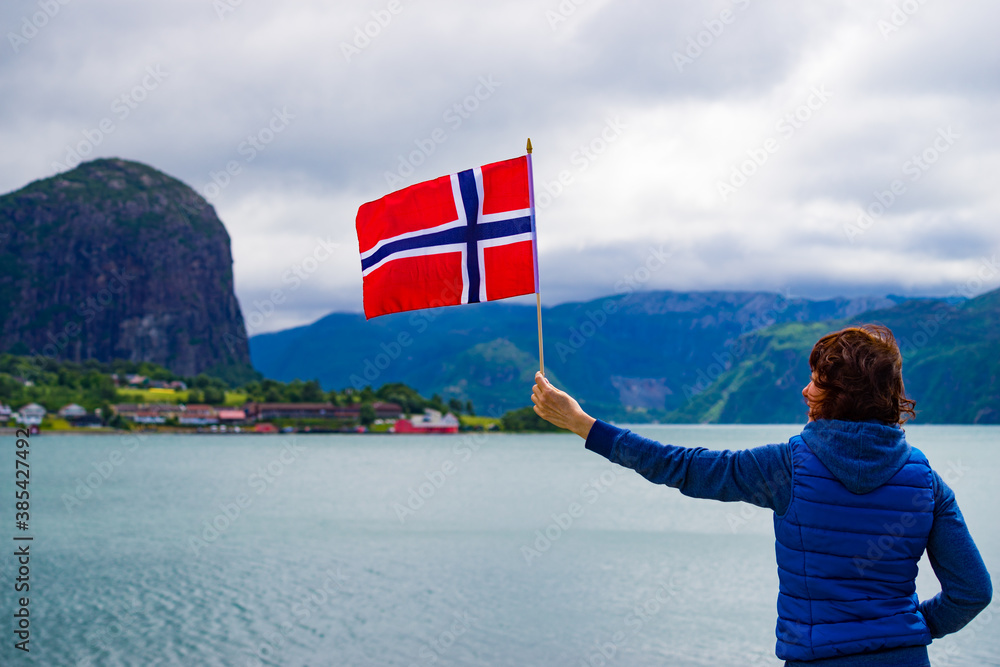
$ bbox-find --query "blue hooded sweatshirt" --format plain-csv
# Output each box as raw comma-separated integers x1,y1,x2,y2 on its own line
584,419,992,667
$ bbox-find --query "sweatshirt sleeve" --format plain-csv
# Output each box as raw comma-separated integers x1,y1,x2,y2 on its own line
919,470,993,638
584,419,793,513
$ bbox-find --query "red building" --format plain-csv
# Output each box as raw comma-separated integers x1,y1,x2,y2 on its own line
393,410,459,434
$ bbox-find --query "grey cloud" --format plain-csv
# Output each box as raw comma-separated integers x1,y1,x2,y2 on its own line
2,0,999,334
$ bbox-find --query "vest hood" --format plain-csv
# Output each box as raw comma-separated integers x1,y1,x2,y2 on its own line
799,419,910,494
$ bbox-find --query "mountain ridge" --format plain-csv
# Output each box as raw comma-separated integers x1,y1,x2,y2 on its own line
668,290,998,424
249,289,959,419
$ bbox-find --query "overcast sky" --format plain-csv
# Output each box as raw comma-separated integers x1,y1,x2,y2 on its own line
3,0,999,333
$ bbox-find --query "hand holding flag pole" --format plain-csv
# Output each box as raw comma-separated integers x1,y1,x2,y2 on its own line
356,140,545,374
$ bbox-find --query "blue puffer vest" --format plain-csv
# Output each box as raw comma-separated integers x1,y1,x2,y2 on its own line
774,435,934,661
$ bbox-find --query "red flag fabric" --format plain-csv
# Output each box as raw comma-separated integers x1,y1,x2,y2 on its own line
357,155,536,319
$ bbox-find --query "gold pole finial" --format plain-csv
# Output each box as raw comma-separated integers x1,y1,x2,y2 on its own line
526,138,533,154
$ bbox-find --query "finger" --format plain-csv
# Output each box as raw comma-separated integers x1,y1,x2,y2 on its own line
535,374,548,392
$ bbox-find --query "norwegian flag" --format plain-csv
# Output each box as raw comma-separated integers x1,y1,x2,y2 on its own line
356,155,538,319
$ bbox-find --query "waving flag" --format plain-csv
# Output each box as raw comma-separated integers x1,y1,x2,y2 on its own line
357,154,538,319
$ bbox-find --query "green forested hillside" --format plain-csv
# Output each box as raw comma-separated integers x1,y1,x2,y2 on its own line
670,292,999,424
250,291,896,418
251,287,998,423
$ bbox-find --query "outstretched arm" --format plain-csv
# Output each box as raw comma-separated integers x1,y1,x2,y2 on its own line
531,371,792,511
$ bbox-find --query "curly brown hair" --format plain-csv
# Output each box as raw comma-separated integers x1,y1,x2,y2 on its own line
808,324,916,425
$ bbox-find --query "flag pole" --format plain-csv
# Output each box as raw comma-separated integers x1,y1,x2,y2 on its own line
526,138,544,376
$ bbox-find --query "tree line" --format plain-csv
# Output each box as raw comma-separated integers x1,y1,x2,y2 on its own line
0,355,476,422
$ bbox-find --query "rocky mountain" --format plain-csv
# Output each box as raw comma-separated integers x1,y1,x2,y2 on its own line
0,158,255,382
248,290,899,418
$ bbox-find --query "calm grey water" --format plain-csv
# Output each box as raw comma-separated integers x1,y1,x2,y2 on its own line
1,425,997,667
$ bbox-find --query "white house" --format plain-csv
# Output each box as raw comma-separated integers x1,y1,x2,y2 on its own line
17,403,46,426
58,403,88,419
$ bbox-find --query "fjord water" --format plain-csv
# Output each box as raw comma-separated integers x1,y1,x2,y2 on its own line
2,425,997,667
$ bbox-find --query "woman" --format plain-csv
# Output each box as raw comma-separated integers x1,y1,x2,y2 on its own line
531,324,991,666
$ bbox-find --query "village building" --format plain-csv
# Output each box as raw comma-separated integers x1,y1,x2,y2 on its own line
113,403,181,424
244,403,361,422
372,401,404,420
56,403,103,427
217,408,247,424
58,403,88,419
132,411,166,425
179,404,219,426
17,403,47,426
393,409,459,434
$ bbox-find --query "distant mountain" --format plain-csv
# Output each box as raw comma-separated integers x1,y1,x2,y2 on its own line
249,290,898,418
672,289,999,424
0,158,255,383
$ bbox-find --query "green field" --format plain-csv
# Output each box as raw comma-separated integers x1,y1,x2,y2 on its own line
115,388,248,406
458,415,502,430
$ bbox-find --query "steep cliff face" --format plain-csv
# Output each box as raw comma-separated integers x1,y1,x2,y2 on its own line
0,158,254,380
